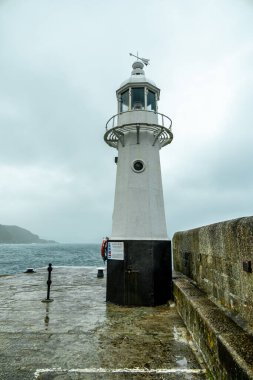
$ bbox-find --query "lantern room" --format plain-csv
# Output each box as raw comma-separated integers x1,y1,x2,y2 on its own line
117,61,160,113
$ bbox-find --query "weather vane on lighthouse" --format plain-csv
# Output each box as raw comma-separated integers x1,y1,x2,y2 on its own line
129,52,150,66
103,53,173,306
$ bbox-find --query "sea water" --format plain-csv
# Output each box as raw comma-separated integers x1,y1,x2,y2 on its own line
0,243,103,275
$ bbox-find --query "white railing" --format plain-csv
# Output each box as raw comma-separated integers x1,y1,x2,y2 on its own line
105,110,172,131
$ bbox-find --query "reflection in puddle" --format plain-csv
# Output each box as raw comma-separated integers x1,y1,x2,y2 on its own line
44,305,50,330
176,356,188,367
173,326,189,344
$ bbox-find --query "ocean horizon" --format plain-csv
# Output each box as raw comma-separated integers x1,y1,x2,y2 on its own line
0,243,103,275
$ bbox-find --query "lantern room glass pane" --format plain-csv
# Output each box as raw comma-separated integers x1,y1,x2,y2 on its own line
147,90,156,111
120,90,129,112
131,87,144,110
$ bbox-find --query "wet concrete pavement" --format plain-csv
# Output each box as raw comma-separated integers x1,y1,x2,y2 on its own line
0,267,208,379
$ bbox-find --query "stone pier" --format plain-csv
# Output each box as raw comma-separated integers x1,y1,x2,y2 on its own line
0,267,207,380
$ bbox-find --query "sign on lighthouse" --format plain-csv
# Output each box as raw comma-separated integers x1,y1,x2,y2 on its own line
104,55,173,306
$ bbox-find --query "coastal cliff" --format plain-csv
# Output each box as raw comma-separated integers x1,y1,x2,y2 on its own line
0,225,55,244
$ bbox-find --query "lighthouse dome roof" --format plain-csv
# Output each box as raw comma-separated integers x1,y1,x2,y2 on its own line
118,61,159,93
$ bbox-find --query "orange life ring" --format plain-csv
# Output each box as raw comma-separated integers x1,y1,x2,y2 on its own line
101,239,107,260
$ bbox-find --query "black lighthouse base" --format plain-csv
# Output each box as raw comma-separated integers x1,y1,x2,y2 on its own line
106,240,172,306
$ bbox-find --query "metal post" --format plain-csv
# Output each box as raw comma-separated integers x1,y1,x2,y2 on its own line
42,263,54,303
47,263,53,300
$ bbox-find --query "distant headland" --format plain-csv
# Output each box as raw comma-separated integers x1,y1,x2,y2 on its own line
0,225,56,244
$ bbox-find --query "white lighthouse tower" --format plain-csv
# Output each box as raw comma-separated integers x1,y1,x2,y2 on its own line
104,56,173,306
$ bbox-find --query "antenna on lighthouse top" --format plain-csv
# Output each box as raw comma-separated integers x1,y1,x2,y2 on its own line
129,52,150,66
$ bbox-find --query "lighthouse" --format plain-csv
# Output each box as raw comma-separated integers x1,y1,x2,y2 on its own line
104,55,173,306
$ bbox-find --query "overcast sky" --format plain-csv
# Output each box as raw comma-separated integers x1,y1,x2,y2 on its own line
0,0,252,243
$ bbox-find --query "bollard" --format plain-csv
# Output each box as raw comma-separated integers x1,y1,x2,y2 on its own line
97,268,104,278
24,268,35,273
42,263,54,303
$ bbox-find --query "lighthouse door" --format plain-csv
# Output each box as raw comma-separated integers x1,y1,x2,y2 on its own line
124,241,154,306
125,268,140,305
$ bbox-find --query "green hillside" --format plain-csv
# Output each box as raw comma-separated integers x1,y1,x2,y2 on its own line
0,225,55,244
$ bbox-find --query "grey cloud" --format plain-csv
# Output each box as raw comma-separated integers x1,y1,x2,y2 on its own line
0,0,252,242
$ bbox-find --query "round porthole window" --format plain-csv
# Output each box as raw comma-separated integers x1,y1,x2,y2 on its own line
132,160,145,173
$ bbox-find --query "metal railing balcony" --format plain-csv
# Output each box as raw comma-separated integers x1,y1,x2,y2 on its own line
104,110,173,149
105,110,172,131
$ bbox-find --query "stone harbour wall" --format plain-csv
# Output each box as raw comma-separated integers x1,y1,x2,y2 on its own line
173,216,253,333
173,276,253,379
